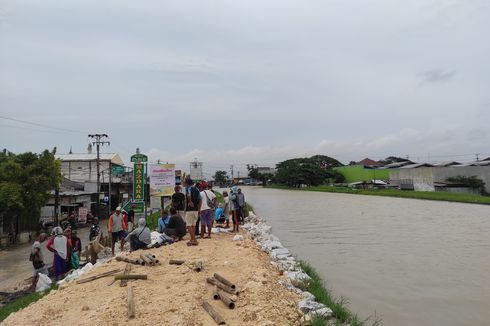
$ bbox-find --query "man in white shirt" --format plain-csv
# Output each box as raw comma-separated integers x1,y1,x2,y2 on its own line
198,182,216,239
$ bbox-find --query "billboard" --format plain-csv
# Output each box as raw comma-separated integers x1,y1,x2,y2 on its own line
149,164,176,197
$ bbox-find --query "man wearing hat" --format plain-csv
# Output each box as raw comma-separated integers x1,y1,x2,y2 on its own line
108,206,128,256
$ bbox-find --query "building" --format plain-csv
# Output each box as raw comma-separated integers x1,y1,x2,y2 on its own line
357,158,382,168
389,164,490,193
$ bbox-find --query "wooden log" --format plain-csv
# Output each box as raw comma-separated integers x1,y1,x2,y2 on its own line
169,259,185,265
206,278,238,296
120,263,132,287
213,286,219,300
213,273,236,289
114,274,148,280
194,261,203,272
146,252,157,258
128,282,135,318
76,268,121,284
139,253,153,266
217,289,235,309
202,301,226,325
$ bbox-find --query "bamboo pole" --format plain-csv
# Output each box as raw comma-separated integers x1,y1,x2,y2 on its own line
76,268,121,284
120,263,132,287
213,286,219,300
116,256,142,265
213,273,236,289
139,253,153,266
114,274,148,280
217,289,236,309
206,278,238,296
145,253,159,264
202,301,226,325
128,282,135,318
194,261,203,272
169,259,185,265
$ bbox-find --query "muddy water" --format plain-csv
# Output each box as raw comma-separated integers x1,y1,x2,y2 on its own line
245,187,490,326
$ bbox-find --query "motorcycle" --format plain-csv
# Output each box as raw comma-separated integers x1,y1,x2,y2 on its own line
89,220,100,241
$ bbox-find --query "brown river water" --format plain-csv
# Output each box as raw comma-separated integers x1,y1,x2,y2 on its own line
244,187,490,326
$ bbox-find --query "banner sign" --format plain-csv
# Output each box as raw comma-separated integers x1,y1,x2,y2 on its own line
131,153,148,163
149,164,176,197
78,207,88,224
133,163,145,200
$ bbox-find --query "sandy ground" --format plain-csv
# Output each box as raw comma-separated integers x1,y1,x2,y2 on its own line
2,231,302,326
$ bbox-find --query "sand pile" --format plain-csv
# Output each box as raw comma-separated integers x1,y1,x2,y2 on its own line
2,231,303,326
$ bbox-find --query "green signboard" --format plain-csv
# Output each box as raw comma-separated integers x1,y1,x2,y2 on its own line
111,164,125,175
133,163,145,201
131,154,148,163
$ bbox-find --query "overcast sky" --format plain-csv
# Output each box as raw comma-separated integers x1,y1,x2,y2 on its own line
1,0,489,177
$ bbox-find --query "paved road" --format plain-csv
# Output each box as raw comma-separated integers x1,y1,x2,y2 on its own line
0,223,108,292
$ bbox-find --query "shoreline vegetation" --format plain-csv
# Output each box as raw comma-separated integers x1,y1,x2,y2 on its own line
268,184,490,205
0,285,57,322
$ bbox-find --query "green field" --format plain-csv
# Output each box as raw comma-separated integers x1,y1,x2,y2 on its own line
335,165,390,183
269,184,490,205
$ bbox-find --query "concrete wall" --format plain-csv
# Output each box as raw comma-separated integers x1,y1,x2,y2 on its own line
60,160,122,183
390,166,490,192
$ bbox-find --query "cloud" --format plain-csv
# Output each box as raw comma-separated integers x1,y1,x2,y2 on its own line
417,69,457,83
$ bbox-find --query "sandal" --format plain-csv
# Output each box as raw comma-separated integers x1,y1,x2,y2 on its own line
186,241,198,246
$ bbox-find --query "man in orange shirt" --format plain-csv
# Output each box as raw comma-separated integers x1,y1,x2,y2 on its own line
108,206,127,256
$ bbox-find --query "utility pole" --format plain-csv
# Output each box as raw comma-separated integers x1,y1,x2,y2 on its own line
88,134,110,218
475,153,480,161
230,165,234,184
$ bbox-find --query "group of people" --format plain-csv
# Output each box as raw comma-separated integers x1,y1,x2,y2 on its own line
152,178,247,247
29,180,247,290
29,226,82,291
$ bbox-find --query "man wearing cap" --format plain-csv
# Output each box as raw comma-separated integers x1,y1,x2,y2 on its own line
108,206,128,256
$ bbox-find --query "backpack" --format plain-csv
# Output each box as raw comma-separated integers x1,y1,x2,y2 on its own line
204,190,215,209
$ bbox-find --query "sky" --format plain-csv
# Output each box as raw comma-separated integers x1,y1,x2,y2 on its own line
1,0,489,177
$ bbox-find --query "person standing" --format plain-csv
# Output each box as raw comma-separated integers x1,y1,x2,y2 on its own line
222,190,230,228
30,232,48,291
128,204,136,231
171,185,186,217
184,177,201,246
70,230,82,269
46,227,71,280
229,186,240,232
237,188,246,224
199,182,216,239
108,206,127,256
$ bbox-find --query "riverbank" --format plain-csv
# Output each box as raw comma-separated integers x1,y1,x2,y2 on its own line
268,184,490,205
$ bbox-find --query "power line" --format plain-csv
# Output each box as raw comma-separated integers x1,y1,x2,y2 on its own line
0,115,87,134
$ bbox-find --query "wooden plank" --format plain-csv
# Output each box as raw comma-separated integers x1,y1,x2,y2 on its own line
76,268,121,284
114,274,148,280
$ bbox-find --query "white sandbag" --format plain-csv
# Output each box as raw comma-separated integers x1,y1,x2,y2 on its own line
233,235,244,241
35,273,52,292
81,262,94,273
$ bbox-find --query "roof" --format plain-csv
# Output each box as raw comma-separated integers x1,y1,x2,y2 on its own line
55,153,124,165
462,160,490,167
482,157,490,162
434,161,462,167
357,158,382,167
400,163,434,169
384,161,414,168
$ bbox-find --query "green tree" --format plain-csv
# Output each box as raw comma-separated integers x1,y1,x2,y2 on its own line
0,149,61,236
446,176,486,194
247,164,274,186
275,155,344,187
213,170,228,185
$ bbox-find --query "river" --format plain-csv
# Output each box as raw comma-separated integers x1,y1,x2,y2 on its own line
244,187,490,326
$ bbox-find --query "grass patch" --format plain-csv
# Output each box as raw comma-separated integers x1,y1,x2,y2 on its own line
0,285,58,322
299,261,382,326
269,184,490,205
